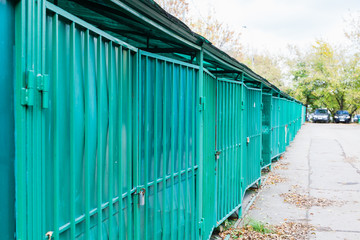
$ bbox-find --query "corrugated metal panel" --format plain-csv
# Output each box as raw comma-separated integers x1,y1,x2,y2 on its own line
202,71,216,239
216,79,242,225
243,86,262,189
271,96,280,159
33,4,138,240
261,93,272,168
138,51,199,240
278,99,286,154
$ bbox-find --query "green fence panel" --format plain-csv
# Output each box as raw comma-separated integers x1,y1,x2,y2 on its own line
43,6,139,240
302,105,306,124
287,100,293,144
261,93,272,168
271,96,280,159
139,51,201,240
202,71,217,239
243,85,262,189
279,99,286,153
216,79,242,225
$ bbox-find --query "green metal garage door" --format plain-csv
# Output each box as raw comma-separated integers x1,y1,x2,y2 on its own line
243,85,262,189
271,96,280,159
261,93,272,168
216,79,242,225
138,51,200,240
17,2,201,240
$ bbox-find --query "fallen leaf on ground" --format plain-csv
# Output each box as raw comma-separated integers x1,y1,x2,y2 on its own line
220,222,316,240
264,173,287,185
273,162,289,170
280,191,341,208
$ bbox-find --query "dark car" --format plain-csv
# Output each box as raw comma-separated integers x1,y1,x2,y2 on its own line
312,109,330,123
334,110,351,123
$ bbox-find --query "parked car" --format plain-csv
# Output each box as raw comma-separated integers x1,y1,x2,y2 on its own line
334,110,351,123
312,108,330,123
352,114,360,123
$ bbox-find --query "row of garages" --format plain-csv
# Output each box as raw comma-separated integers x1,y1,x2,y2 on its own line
0,0,305,239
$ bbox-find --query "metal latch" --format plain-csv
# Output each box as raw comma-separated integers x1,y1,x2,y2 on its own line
135,187,146,206
215,151,221,160
45,231,53,240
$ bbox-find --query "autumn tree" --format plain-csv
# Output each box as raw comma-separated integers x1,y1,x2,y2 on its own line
154,0,190,23
155,0,244,59
243,52,284,88
189,11,243,60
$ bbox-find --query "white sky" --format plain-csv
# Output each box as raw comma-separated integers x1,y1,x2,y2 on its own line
187,0,360,55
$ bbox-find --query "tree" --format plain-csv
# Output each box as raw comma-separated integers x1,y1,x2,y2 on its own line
345,11,360,49
155,0,190,23
287,40,360,114
155,0,244,60
242,52,284,88
189,11,243,60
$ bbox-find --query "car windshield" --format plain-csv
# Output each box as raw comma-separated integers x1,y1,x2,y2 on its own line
336,110,349,115
315,109,327,114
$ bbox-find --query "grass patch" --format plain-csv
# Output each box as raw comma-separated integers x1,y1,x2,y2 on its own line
245,219,273,234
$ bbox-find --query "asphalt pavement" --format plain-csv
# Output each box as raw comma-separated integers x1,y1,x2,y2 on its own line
242,123,360,240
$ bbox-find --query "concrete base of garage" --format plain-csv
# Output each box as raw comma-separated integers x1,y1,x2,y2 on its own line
239,123,360,239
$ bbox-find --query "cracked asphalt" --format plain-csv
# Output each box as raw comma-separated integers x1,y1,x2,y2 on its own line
242,123,360,239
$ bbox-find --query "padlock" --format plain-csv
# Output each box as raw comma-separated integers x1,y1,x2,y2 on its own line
139,188,145,206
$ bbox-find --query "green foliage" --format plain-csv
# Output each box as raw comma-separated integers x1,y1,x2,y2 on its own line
287,40,360,114
245,219,273,234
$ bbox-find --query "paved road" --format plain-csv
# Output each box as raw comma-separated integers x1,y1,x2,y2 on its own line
244,123,360,239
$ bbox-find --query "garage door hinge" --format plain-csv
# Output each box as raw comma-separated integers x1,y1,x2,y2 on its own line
37,73,49,109
21,70,35,106
20,71,49,108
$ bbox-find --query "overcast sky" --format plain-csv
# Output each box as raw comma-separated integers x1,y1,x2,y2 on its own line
188,0,360,54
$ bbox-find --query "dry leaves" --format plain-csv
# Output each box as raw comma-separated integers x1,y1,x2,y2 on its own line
280,191,338,208
265,173,287,185
220,222,315,240
273,162,289,170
